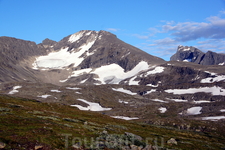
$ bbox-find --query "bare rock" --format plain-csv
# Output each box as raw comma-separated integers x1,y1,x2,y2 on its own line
167,138,177,145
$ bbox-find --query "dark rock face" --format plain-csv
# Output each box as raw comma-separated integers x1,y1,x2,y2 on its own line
0,37,47,83
0,37,45,63
170,45,225,65
201,51,225,65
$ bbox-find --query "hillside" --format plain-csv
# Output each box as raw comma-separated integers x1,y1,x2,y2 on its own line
0,95,225,149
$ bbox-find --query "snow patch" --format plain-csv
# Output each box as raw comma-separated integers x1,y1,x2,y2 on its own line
71,99,112,111
165,86,225,96
50,90,61,93
220,109,225,112
183,106,202,115
145,89,156,94
111,116,139,120
151,99,168,103
183,47,191,51
112,88,136,95
8,86,22,94
145,66,164,76
166,98,188,102
118,100,129,104
69,31,86,43
66,87,81,90
80,79,88,84
146,84,158,87
218,62,225,65
183,59,192,62
38,95,51,98
201,75,225,83
202,116,225,121
159,107,167,113
193,100,211,104
128,76,139,85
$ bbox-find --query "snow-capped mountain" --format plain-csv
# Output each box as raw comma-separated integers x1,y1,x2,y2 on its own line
171,45,225,65
2,30,165,85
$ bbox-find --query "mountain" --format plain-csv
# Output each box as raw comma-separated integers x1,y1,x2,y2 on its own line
0,30,225,149
170,45,225,65
0,30,165,85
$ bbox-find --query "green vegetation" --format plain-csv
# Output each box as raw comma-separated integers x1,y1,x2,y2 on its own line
0,94,224,149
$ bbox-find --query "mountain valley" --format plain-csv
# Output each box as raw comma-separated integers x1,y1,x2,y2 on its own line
0,30,225,149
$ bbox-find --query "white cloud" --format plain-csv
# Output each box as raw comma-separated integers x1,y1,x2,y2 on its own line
153,37,177,45
162,16,225,42
132,34,149,39
130,12,225,61
106,28,120,32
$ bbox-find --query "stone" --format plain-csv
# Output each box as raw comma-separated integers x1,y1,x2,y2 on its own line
167,138,177,145
125,132,143,141
0,142,6,148
143,145,154,150
35,145,43,150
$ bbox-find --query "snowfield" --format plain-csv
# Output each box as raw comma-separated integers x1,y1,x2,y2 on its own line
112,88,137,95
32,33,97,70
92,61,150,84
71,99,112,111
111,116,139,120
165,86,225,96
8,86,22,94
201,71,225,83
60,61,151,84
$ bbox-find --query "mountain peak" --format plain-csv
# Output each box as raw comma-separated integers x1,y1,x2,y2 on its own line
171,45,225,65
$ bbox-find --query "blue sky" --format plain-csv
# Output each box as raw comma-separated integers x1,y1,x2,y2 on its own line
1,0,225,60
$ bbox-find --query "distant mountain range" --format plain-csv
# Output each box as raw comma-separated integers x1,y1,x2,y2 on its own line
0,30,225,149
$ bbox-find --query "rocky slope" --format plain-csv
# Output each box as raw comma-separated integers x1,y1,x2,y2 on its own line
0,36,47,83
170,45,225,65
